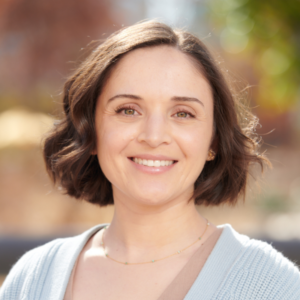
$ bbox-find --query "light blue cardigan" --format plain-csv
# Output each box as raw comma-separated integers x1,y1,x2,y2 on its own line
1,223,300,300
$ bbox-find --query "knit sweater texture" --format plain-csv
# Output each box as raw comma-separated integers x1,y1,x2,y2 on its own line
1,223,300,300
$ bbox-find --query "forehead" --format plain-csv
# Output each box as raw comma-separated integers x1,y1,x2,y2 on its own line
112,45,204,81
100,45,212,105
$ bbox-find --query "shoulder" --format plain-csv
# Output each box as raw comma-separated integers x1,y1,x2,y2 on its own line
0,224,106,300
0,238,66,300
215,224,300,299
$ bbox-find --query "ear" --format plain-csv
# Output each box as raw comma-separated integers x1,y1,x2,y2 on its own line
207,149,216,161
207,136,218,161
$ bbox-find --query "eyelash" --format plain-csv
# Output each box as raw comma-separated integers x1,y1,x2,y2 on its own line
173,108,195,118
114,105,196,118
115,105,138,115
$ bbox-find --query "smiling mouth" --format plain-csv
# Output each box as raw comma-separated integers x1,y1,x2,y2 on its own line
129,157,178,167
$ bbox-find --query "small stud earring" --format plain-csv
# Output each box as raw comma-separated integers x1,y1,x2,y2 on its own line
208,149,216,161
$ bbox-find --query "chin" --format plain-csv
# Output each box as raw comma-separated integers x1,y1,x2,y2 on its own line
130,189,176,207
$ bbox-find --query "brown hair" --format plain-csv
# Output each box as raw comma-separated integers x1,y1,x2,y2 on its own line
43,20,269,206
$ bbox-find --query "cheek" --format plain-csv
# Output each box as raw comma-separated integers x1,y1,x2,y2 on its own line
96,118,136,159
174,123,213,158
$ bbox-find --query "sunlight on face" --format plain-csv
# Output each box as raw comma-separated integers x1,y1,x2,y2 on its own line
95,46,214,208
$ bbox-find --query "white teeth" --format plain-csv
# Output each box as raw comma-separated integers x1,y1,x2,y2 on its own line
133,158,175,167
154,160,162,167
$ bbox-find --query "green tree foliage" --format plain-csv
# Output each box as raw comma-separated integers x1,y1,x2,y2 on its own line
209,0,300,112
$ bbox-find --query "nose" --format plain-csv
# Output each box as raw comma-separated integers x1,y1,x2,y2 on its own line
137,113,172,148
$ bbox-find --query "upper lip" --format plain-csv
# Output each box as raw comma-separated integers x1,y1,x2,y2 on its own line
129,154,178,161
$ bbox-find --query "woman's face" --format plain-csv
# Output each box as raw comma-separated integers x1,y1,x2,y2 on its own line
94,46,214,208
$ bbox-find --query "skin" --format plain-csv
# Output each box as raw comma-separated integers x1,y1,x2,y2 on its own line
71,45,219,300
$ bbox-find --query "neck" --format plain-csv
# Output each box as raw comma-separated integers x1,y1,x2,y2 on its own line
103,194,209,262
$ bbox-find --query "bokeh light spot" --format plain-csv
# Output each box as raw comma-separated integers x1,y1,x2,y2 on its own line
226,12,254,35
210,0,248,15
261,48,290,76
220,28,248,53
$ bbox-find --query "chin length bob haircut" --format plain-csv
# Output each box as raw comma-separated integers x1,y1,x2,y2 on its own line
44,20,269,207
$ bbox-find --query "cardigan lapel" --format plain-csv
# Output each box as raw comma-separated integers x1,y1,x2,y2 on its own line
41,224,107,300
183,224,250,300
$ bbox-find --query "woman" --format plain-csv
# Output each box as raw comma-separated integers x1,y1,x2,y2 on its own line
1,20,299,300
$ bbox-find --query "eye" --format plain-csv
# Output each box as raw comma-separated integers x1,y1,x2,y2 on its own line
173,109,195,119
115,105,139,116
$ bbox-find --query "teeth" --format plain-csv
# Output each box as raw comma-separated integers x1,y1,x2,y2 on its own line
133,158,175,167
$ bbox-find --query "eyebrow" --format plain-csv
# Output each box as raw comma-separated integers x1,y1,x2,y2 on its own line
171,96,204,107
107,94,204,107
108,94,142,102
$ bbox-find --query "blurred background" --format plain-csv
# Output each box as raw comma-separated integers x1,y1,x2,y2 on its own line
0,0,300,285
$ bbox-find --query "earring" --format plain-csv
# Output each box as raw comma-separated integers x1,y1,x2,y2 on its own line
208,149,216,161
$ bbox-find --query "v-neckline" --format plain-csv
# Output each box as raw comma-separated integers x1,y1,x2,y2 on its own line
157,226,224,300
60,223,242,300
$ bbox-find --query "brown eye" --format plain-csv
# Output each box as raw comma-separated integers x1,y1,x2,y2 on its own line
177,112,188,118
124,109,135,115
115,105,139,116
173,109,195,119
